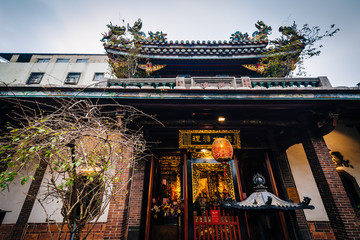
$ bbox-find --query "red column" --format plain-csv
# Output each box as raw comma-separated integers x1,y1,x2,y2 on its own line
302,129,360,239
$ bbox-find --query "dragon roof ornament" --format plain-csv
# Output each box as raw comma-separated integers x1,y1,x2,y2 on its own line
230,21,272,42
102,20,271,46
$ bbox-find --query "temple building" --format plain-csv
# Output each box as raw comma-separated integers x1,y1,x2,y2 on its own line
0,23,360,240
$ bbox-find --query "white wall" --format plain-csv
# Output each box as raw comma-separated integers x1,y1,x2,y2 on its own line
28,167,109,223
28,166,64,223
0,169,35,224
324,120,360,184
286,143,329,221
0,166,109,224
287,121,360,221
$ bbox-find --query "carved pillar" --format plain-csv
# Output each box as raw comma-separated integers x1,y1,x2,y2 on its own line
302,128,360,239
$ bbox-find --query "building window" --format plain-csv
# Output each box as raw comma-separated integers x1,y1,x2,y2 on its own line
65,72,81,85
93,73,104,81
76,59,88,63
27,72,44,84
56,58,70,63
37,58,50,63
69,175,102,218
64,142,103,221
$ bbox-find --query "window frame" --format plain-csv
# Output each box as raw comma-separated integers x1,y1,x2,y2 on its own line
93,72,105,81
76,59,88,63
36,58,50,63
64,72,81,85
27,72,44,84
56,58,70,63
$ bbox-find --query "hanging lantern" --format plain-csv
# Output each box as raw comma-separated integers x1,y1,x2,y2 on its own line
211,138,233,178
211,138,233,162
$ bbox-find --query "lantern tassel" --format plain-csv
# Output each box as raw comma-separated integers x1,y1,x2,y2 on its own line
222,162,227,178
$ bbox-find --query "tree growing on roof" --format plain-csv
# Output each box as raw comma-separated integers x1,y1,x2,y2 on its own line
101,19,146,78
0,98,160,240
261,22,339,77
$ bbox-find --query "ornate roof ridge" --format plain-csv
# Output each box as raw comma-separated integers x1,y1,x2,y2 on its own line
136,39,268,45
104,43,267,58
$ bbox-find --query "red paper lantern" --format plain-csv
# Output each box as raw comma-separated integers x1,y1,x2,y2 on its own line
211,138,233,162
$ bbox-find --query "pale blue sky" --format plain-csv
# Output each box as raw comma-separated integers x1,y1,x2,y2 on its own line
1,0,359,86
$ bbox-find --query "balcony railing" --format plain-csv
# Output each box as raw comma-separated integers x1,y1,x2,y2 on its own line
107,76,332,90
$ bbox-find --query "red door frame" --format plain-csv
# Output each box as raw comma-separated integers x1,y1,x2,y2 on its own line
145,152,187,240
145,155,155,240
234,150,290,240
265,152,290,240
183,152,188,240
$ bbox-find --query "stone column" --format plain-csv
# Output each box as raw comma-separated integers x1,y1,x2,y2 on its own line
302,129,360,239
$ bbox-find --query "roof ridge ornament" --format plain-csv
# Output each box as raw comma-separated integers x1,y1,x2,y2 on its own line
148,31,167,42
253,173,268,191
230,21,271,42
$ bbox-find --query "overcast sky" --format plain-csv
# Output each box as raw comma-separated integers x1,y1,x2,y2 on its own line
1,0,359,86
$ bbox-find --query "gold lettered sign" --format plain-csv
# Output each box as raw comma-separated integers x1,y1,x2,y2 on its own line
179,130,240,149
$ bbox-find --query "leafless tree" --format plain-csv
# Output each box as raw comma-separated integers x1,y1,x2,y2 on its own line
0,97,160,240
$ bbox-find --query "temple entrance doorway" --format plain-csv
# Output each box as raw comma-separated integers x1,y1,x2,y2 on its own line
147,152,184,240
186,153,241,240
145,150,292,240
236,150,288,240
192,163,236,214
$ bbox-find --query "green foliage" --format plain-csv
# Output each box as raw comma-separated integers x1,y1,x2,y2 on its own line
261,22,339,77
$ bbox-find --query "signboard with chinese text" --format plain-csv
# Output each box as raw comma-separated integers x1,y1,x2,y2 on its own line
179,130,240,149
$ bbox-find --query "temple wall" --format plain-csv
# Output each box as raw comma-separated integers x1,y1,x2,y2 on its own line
323,120,360,185
28,167,63,223
287,121,360,222
0,167,110,225
0,223,106,240
286,143,329,221
27,168,109,223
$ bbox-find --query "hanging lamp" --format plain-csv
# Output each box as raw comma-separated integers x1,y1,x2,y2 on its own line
211,138,233,178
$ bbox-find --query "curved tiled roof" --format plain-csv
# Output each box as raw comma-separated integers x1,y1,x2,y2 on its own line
104,39,268,60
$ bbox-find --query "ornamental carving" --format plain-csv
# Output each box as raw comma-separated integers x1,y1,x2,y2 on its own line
159,155,182,202
230,21,271,42
329,150,353,168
